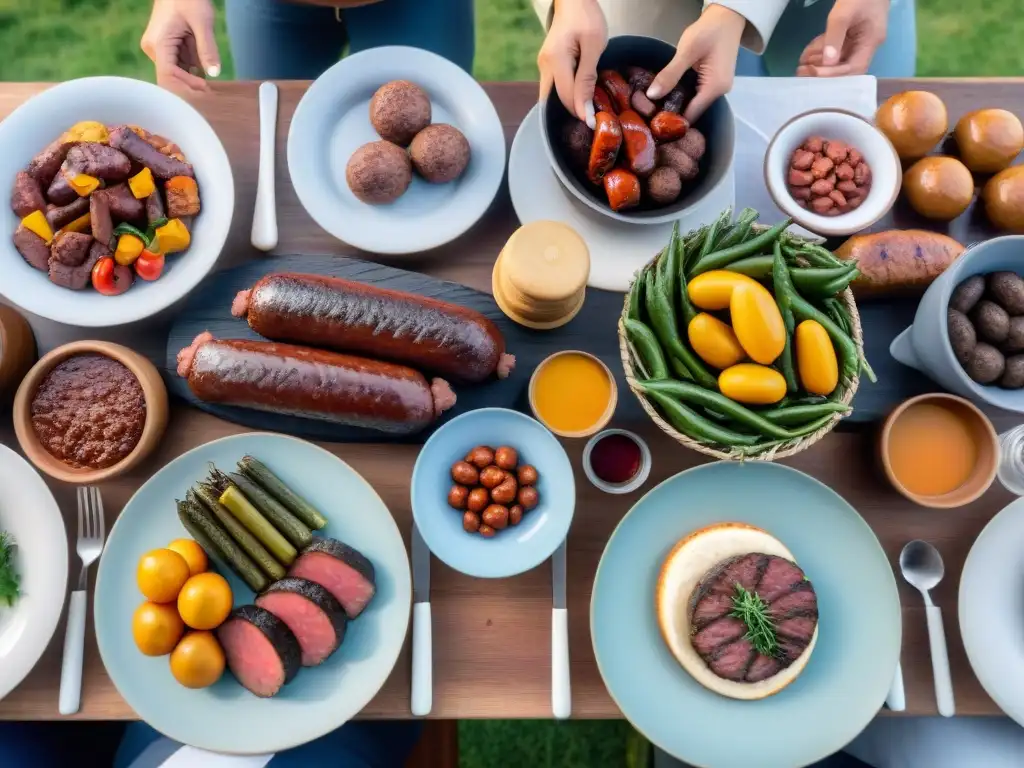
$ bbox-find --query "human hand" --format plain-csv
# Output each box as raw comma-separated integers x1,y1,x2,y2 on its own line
141,0,221,92
646,5,746,124
796,0,890,77
538,0,608,128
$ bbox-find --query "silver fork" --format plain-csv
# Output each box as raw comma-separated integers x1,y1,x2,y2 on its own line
59,487,106,716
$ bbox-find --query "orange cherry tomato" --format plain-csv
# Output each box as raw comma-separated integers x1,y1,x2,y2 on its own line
91,256,133,296
135,250,165,282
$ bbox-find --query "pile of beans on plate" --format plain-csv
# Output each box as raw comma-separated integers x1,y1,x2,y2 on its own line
448,445,540,538
786,136,872,216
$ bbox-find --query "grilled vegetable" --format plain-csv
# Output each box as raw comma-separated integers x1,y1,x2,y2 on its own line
190,484,285,581
21,210,53,244
236,456,329,531
208,467,312,550
176,497,269,593
219,485,297,566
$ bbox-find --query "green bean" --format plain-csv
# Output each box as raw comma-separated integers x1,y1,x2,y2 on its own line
758,402,851,426
624,318,668,379
790,414,838,437
815,269,860,297
701,208,734,259
772,243,799,394
691,219,792,276
724,255,774,279
637,379,799,440
790,395,828,406
782,244,833,269
788,286,876,384
644,268,717,389
682,225,711,274
789,264,858,293
661,222,682,318
627,269,645,322
714,208,759,251
668,355,694,381
644,390,759,446
823,297,852,336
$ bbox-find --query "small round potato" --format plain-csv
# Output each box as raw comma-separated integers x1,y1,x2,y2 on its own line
966,342,1006,384
1000,354,1024,389
947,309,977,365
972,300,1011,344
988,271,1024,315
949,275,985,314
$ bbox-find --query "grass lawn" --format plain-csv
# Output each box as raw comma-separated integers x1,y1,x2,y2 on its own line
2,1,1018,767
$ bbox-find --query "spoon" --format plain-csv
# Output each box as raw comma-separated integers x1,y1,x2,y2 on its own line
899,540,955,717
251,82,279,251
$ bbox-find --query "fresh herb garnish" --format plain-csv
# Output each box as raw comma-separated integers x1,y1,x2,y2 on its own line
730,584,776,656
0,532,20,607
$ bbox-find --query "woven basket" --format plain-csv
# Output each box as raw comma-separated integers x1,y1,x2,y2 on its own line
619,224,864,461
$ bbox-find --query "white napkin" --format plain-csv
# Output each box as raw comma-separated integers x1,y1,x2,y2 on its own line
160,747,274,768
726,75,878,232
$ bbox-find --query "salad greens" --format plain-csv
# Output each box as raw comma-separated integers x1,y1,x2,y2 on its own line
0,531,20,607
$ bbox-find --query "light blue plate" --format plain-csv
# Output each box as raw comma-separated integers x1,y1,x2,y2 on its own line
411,408,574,578
592,462,900,768
94,433,411,755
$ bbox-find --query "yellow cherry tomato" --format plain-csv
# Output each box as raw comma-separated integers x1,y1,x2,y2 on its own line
167,539,208,577
687,313,746,369
729,282,786,365
132,601,185,656
170,631,226,689
687,271,759,311
718,363,788,405
137,548,191,604
177,572,233,630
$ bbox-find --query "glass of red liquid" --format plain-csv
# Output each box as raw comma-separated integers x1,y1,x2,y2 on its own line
582,429,651,494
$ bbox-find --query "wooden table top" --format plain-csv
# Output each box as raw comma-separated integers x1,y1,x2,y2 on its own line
0,78,1020,721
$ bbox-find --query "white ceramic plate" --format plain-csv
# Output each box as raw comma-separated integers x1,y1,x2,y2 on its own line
509,105,735,292
94,433,411,754
0,77,234,327
287,46,505,255
0,443,68,702
959,496,1024,726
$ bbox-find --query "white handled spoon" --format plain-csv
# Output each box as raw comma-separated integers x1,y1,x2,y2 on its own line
900,540,955,717
251,82,278,251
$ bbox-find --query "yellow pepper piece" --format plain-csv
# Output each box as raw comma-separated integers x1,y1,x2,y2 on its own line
114,234,145,266
155,219,191,255
21,210,54,244
67,173,101,197
128,167,155,200
61,213,91,234
62,121,109,144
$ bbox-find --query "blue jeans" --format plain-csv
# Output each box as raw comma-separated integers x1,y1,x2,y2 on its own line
737,0,916,78
224,0,475,80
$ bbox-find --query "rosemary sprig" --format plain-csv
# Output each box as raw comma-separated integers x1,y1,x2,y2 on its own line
0,531,20,608
730,584,776,656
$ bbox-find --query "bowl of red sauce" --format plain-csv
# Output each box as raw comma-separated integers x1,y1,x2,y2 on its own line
13,340,168,483
582,429,651,494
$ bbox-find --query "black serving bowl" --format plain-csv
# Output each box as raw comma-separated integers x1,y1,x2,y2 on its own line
539,34,735,225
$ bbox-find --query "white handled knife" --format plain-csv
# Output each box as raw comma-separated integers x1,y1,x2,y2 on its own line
411,522,432,716
552,539,571,719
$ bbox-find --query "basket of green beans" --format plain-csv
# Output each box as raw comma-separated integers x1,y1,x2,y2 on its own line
619,207,875,461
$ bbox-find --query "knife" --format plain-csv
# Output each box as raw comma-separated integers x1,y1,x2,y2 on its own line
552,539,571,719
411,522,432,716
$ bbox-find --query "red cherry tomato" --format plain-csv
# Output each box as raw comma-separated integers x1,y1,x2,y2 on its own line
91,256,133,296
135,250,165,282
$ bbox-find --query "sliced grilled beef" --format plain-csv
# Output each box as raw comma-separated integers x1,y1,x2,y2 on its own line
692,616,747,658
756,556,807,603
288,537,376,619
708,638,754,681
745,653,782,683
256,578,348,667
769,585,817,620
690,592,733,632
217,605,301,698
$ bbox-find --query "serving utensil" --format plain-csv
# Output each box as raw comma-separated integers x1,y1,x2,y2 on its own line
552,539,570,719
59,486,105,715
410,522,432,716
900,539,955,716
886,661,906,711
251,82,278,252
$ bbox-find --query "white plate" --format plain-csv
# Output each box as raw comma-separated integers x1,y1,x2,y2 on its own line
959,496,1024,726
509,105,735,292
287,46,505,255
0,77,234,327
0,443,68,702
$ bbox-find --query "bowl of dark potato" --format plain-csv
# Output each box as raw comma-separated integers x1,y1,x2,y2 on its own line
891,235,1024,413
0,76,233,327
540,35,734,224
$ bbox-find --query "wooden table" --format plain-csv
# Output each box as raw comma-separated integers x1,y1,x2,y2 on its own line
0,79,1018,721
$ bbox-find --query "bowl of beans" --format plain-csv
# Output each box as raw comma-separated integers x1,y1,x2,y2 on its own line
764,108,902,237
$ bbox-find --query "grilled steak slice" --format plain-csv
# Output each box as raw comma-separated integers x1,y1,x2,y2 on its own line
746,653,783,683
756,556,807,603
288,537,376,619
691,616,747,658
769,585,818,620
217,605,301,698
690,592,733,632
708,638,754,681
256,578,348,667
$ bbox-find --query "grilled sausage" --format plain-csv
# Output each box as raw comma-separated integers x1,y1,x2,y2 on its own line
11,171,46,217
618,110,657,177
650,112,689,143
662,89,687,115
48,240,107,291
603,168,641,211
27,139,73,189
45,196,89,230
46,173,78,206
175,333,457,434
561,119,593,175
598,70,632,113
90,191,113,246
99,184,145,222
592,86,616,116
146,189,166,225
231,272,515,384
625,66,655,94
587,111,622,186
108,125,194,179
63,143,131,181
13,225,50,272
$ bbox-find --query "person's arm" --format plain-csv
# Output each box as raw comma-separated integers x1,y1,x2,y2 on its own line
704,0,789,54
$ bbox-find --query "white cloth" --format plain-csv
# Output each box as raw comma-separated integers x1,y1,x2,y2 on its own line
531,0,790,54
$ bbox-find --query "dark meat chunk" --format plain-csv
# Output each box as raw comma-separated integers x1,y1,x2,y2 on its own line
27,139,72,189
690,591,732,631
625,66,655,94
99,184,145,222
90,192,113,247
50,231,93,267
745,654,782,682
11,171,46,217
705,553,766,596
108,125,194,179
48,240,106,291
561,119,594,175
13,225,50,271
769,586,818,620
46,173,78,206
775,615,818,644
45,196,90,231
708,638,754,681
165,176,201,217
756,556,807,603
63,143,131,182
145,189,166,225
691,616,746,658
777,635,810,663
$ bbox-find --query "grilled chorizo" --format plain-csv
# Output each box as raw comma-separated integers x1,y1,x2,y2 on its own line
592,86,616,116
27,139,73,189
587,111,622,186
108,125,194,179
63,143,131,182
98,184,145,222
618,110,656,177
650,112,689,143
176,333,456,435
46,173,78,206
598,70,632,113
231,272,515,384
604,168,641,211
45,196,89,230
11,171,46,217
